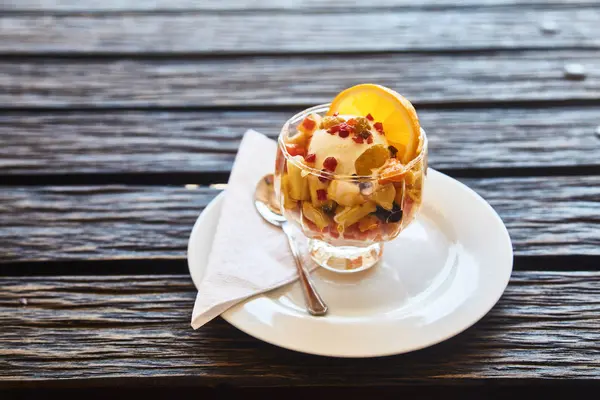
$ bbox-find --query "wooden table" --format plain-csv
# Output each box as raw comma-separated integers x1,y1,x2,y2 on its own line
1,0,599,397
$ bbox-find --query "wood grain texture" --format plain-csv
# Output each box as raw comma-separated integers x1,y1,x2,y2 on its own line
2,0,597,12
0,8,598,54
1,107,599,175
1,51,598,108
0,177,598,262
1,272,599,385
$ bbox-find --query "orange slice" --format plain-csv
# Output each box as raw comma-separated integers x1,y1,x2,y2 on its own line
327,84,421,164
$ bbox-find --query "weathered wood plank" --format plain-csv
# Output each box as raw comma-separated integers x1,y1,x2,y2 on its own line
1,272,599,385
1,107,598,175
0,178,598,262
1,51,598,108
0,8,598,54
2,0,597,12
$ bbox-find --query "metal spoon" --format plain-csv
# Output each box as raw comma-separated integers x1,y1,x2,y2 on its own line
254,174,328,316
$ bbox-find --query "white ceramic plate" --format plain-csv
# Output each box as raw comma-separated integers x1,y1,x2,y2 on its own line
187,169,513,358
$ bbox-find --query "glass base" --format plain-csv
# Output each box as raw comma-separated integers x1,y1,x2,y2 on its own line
308,239,383,274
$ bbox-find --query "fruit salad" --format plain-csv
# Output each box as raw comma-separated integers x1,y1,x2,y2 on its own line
275,84,427,250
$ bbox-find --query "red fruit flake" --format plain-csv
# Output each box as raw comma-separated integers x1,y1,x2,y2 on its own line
352,136,364,144
327,125,340,134
333,112,339,117
366,135,374,144
338,129,350,138
323,157,338,172
316,189,327,201
346,118,357,126
366,113,374,121
302,117,316,131
305,153,316,163
374,122,384,133
285,143,306,157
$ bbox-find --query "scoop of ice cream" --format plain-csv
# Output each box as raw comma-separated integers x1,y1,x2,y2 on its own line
308,115,388,176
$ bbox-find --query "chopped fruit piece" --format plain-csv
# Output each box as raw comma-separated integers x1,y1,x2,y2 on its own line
352,136,364,144
355,144,390,176
378,158,405,185
301,117,316,131
338,128,350,138
334,202,377,227
333,112,339,117
388,145,398,158
320,116,345,129
371,184,396,210
327,125,340,134
323,157,338,172
302,202,331,230
327,84,421,163
358,215,381,232
366,135,374,144
281,175,298,210
298,113,321,136
404,169,423,190
374,122,384,133
317,189,327,201
374,203,403,223
286,156,310,201
327,179,365,206
307,174,329,207
347,118,357,126
285,144,306,157
366,113,374,121
305,153,316,163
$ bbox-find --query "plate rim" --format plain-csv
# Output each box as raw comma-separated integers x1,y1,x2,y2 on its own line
187,168,513,358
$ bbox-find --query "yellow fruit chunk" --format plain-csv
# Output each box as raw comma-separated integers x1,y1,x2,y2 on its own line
377,158,405,185
327,179,365,207
327,83,421,164
355,144,390,176
371,184,396,210
334,202,377,227
358,215,381,232
302,202,331,230
281,175,298,210
286,156,310,201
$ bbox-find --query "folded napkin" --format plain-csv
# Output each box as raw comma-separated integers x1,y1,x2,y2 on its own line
191,129,315,329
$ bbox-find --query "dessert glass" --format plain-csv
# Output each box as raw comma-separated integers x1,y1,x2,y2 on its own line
275,104,428,273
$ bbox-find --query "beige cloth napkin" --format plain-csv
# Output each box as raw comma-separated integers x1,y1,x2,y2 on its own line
191,129,315,329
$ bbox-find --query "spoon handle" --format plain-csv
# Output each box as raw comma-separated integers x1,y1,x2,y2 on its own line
281,222,328,316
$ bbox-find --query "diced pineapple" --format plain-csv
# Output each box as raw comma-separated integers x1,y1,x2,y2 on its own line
394,181,405,207
371,184,396,210
334,202,377,227
307,174,329,207
358,215,381,232
327,179,365,206
281,174,298,210
286,156,310,201
302,202,331,230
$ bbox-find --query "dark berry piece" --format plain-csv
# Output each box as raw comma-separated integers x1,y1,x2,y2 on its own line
388,145,398,158
305,153,316,163
366,113,374,121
